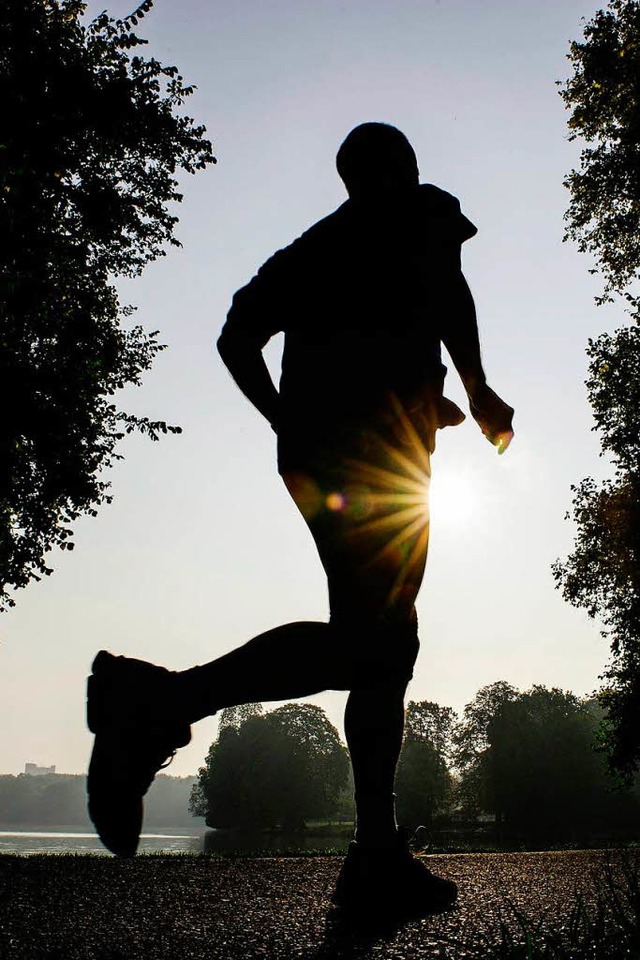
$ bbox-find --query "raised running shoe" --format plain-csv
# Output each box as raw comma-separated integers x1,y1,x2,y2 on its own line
86,650,191,857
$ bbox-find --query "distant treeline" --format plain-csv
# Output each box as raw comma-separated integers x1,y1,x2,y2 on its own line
0,773,202,829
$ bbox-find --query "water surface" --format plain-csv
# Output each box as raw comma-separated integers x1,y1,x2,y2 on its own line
0,828,204,855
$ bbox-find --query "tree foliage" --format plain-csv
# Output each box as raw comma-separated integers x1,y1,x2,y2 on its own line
560,0,640,302
403,699,456,761
190,703,349,831
454,683,640,842
555,0,640,778
0,0,216,609
486,688,606,838
395,700,456,827
452,681,518,817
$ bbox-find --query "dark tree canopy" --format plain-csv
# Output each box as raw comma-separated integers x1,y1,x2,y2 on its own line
486,687,605,838
395,700,456,828
555,0,640,778
0,0,216,609
451,681,518,817
190,703,349,831
560,0,640,302
403,699,456,761
453,683,640,841
217,703,264,735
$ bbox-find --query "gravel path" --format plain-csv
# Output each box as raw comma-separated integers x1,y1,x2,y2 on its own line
0,850,626,959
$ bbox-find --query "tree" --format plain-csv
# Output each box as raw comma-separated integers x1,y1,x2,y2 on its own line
403,700,456,760
0,0,216,609
486,687,605,840
217,703,265,735
266,703,350,829
188,704,266,824
452,680,518,817
395,700,456,827
190,703,350,831
555,0,640,778
560,0,640,303
453,684,640,843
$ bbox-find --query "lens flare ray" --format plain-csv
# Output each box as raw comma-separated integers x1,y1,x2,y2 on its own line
334,397,433,608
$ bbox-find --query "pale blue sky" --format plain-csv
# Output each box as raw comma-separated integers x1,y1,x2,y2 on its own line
0,0,618,775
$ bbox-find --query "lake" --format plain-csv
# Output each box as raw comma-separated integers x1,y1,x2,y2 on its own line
0,827,205,855
0,823,354,856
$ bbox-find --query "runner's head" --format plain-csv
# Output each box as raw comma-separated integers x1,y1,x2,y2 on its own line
336,123,419,199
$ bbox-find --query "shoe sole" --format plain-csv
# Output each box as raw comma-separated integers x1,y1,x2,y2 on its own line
332,891,458,920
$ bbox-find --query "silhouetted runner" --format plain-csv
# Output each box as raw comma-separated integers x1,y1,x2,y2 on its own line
86,123,514,919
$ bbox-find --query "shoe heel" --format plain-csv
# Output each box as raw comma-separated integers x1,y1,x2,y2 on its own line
91,650,117,675
87,652,122,733
86,674,108,734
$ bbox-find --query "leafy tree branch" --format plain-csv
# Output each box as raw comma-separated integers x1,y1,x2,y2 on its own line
0,0,216,608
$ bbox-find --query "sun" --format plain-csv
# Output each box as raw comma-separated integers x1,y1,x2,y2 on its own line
429,468,479,529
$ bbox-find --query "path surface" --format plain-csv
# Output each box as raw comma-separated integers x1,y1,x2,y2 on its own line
0,850,622,959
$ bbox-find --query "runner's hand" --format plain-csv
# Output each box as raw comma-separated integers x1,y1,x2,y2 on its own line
469,384,514,454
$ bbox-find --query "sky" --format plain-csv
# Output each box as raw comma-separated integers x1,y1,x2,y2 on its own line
0,0,624,777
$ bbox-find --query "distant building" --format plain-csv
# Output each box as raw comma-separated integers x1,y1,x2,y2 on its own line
24,763,56,776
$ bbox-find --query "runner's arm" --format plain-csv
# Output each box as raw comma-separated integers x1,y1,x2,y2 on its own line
217,326,280,430
217,248,294,430
442,270,514,452
428,187,514,450
441,270,487,399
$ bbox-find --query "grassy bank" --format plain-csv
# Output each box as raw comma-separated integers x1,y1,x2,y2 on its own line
486,854,640,958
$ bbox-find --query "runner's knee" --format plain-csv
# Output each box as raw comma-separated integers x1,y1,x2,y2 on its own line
332,613,420,688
